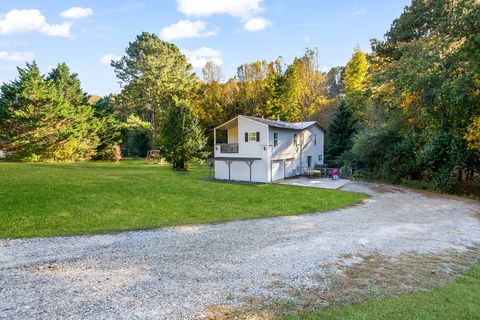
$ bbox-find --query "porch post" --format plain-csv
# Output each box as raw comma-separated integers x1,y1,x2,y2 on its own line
245,160,254,183
225,160,233,181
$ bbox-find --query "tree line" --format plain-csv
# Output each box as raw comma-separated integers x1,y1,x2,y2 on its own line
0,0,478,194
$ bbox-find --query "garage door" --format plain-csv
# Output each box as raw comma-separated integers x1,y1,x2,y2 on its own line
272,160,284,181
284,159,294,177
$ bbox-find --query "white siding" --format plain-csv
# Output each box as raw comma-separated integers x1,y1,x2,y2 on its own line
214,116,270,183
214,117,324,183
302,125,324,168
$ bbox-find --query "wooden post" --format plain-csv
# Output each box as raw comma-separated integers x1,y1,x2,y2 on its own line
208,159,214,181
225,160,233,181
245,160,254,183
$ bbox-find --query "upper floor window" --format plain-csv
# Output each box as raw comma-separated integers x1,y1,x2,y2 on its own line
293,133,298,146
314,133,317,146
273,132,278,147
245,132,260,142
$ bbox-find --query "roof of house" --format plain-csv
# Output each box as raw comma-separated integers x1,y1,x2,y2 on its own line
244,116,324,131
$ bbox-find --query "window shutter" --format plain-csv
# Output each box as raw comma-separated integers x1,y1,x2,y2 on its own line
245,132,248,142
256,132,260,142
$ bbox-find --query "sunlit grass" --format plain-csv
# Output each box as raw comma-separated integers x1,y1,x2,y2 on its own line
0,160,365,238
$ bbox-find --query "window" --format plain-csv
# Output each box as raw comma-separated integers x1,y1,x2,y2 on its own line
273,132,278,147
314,133,317,146
318,154,323,161
245,131,259,142
293,134,298,146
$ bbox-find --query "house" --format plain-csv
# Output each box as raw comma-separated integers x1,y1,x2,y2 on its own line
213,115,325,183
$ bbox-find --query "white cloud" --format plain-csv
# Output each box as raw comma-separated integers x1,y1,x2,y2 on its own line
176,0,270,32
243,17,271,31
177,0,263,19
60,7,93,19
160,19,216,40
100,53,121,65
182,47,222,68
0,9,72,37
0,51,35,62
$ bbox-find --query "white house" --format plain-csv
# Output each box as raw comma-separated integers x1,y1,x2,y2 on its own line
213,115,325,183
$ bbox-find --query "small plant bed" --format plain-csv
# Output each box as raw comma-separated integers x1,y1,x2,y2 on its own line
0,160,365,238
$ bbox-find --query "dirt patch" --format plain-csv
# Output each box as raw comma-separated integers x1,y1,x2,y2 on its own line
206,245,480,319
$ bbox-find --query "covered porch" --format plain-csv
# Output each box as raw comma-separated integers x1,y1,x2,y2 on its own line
214,117,239,155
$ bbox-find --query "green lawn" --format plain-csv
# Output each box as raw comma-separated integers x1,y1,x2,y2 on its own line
0,160,365,238
281,263,480,320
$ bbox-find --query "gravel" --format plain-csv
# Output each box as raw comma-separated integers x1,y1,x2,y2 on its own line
1,182,479,319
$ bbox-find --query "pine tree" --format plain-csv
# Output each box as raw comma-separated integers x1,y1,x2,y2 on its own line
0,62,101,161
160,100,206,170
326,100,356,163
47,63,87,107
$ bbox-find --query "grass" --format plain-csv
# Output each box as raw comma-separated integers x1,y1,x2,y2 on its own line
0,160,365,238
281,262,480,320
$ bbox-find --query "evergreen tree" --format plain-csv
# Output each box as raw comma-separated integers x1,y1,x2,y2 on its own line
0,62,101,161
160,100,206,170
47,62,87,107
326,100,356,163
112,32,197,148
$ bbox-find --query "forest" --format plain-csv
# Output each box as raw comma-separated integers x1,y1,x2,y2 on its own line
0,0,479,195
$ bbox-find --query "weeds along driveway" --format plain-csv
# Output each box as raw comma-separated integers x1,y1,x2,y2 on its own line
1,182,480,319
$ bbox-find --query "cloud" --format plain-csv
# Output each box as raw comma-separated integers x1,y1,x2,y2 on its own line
243,17,271,31
177,0,263,19
60,7,94,19
176,0,270,32
0,51,35,62
0,9,72,37
100,53,121,65
182,47,222,68
160,19,216,40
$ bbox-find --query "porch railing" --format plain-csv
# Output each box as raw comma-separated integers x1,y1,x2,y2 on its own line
218,143,239,153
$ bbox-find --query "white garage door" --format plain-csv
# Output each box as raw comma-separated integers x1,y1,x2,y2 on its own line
284,159,294,177
272,160,284,181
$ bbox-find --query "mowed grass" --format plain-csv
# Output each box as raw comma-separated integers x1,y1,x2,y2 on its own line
281,263,480,320
0,160,365,238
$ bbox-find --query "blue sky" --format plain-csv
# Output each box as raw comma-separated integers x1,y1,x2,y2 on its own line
0,0,410,96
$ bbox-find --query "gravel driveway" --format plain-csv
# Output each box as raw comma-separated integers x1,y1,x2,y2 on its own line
1,182,479,319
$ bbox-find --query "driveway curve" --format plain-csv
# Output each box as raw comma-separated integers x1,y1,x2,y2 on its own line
1,182,479,319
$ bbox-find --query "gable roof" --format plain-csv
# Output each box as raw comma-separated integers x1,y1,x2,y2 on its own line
244,116,324,131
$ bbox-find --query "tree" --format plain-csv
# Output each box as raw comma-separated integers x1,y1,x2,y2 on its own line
465,117,480,151
0,62,100,161
325,66,344,99
160,100,206,170
112,32,197,148
284,48,332,121
202,61,223,83
342,47,369,123
47,62,87,107
326,100,356,163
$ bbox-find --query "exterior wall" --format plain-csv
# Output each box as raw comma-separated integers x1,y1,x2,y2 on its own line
269,127,299,161
227,125,238,144
301,125,324,168
214,117,324,183
268,125,324,177
214,116,270,183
